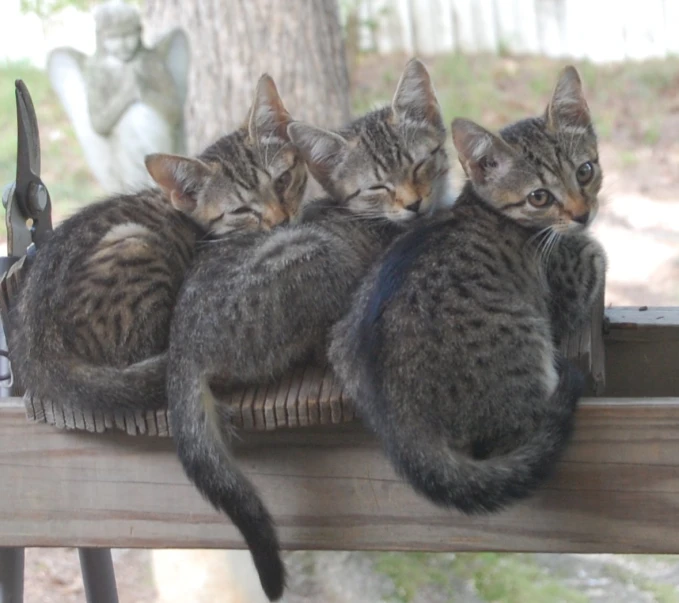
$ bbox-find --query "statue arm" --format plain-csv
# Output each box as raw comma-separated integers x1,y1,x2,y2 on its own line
137,63,183,125
86,63,140,136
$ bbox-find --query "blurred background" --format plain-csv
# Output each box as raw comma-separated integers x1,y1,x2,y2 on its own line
1,0,679,601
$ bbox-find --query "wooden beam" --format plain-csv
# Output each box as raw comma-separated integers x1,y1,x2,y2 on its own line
2,396,679,553
604,307,679,397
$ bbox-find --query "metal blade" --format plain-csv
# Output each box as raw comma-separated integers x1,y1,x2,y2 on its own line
15,79,41,180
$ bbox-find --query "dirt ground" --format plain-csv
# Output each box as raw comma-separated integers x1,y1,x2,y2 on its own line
589,142,679,306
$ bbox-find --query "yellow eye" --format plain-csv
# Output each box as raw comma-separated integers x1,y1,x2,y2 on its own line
527,189,555,208
576,161,594,185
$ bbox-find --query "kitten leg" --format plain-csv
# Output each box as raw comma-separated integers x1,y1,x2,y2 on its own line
546,234,607,345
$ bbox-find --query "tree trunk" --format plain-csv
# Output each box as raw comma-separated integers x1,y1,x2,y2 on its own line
143,0,352,154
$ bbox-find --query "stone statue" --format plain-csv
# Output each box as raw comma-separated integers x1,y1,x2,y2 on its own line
47,0,190,193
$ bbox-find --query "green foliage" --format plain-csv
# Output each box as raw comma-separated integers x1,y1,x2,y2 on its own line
20,0,97,19
457,553,589,603
374,552,590,603
338,0,392,52
374,553,450,602
20,0,139,20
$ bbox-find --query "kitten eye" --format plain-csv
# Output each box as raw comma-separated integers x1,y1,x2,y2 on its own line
576,161,594,185
412,159,427,177
230,206,255,215
274,171,292,195
527,189,555,208
413,146,441,178
368,184,390,192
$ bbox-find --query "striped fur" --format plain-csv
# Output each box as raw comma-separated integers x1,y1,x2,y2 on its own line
8,74,307,413
166,58,453,602
288,58,454,219
329,66,607,514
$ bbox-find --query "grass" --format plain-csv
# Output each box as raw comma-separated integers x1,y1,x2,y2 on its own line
351,52,679,148
374,552,679,602
374,552,451,602
619,150,639,167
374,552,591,603
598,556,679,603
460,553,590,603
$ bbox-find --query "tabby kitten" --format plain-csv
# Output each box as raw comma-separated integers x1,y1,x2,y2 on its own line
166,58,452,601
9,75,306,413
329,66,607,514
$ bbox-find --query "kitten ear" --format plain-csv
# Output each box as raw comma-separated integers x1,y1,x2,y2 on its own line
247,74,292,140
546,65,591,130
145,153,213,213
287,121,347,181
451,118,517,186
391,58,444,132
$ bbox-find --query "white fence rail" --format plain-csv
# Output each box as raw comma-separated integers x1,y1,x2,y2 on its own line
348,0,679,62
1,0,679,67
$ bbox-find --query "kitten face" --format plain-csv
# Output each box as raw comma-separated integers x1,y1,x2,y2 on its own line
452,66,600,235
288,59,450,223
145,75,307,236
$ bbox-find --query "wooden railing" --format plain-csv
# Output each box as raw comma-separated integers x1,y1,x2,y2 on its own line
0,306,677,553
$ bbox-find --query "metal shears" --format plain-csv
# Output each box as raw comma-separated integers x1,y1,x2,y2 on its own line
2,79,53,267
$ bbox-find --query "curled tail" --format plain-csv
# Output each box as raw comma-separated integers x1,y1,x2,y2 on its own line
388,359,584,514
14,349,167,411
169,371,284,601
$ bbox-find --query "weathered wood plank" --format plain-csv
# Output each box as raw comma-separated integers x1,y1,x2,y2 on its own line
604,306,679,397
2,396,679,552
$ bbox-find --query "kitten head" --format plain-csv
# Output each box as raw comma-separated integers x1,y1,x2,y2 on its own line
287,59,450,223
145,74,307,236
452,65,601,234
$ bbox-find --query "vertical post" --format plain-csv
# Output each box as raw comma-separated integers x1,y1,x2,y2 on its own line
78,548,119,603
0,548,24,603
0,281,24,603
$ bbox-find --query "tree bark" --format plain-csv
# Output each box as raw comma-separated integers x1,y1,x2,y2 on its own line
143,0,352,154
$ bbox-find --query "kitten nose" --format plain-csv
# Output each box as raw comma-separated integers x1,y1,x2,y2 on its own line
405,199,422,213
573,211,590,225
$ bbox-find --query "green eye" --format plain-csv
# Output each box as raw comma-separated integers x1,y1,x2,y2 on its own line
576,161,594,185
527,189,555,208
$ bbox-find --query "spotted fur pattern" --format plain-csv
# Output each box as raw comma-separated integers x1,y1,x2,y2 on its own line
329,66,607,515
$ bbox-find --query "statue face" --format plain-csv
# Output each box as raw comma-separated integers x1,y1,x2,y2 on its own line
101,29,140,62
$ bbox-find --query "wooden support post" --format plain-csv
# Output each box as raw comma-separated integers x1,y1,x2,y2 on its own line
78,548,119,603
604,307,679,397
0,548,23,603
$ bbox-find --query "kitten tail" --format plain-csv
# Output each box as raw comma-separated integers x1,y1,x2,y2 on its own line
388,357,584,514
169,371,285,601
15,351,167,411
